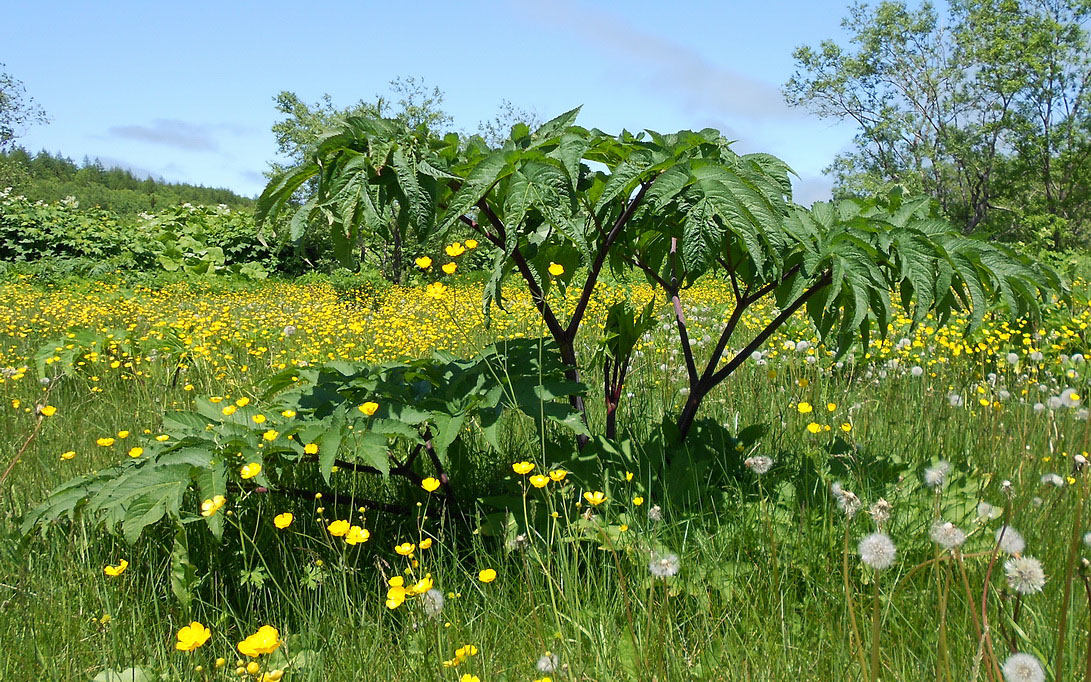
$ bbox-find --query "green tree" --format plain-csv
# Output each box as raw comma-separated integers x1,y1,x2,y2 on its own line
260,109,1061,446
784,0,1091,248
268,77,454,282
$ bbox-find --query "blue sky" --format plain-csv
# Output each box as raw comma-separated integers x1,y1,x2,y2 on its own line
5,0,859,202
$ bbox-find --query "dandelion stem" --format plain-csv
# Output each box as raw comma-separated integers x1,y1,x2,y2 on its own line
1053,471,1086,681
869,573,882,682
842,526,869,679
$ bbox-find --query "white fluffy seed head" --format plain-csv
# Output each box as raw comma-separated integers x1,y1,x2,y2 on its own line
536,653,559,673
1040,473,1064,488
421,588,445,618
930,521,967,550
977,501,1002,520
649,553,680,579
1004,556,1046,595
858,533,897,570
744,455,773,475
996,526,1026,555
1001,653,1045,682
924,461,950,488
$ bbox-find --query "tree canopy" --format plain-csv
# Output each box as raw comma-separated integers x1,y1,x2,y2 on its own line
260,107,1063,442
785,0,1091,250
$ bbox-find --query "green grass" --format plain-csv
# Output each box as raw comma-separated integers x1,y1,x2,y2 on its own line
1,275,1089,681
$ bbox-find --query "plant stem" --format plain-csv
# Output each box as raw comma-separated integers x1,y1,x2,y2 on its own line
870,573,882,682
1054,472,1086,681
842,526,869,679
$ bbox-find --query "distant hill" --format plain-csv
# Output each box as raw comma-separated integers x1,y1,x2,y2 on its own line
0,148,254,216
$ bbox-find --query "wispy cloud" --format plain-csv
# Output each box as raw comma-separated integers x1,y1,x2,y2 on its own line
106,119,251,152
108,119,219,151
520,0,797,122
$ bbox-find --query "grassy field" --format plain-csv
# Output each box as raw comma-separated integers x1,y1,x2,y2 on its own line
0,272,1089,681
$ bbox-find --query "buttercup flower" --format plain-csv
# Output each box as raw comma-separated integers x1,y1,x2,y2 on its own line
237,625,281,657
175,621,211,651
273,513,293,529
344,525,370,545
103,559,128,576
240,462,261,479
327,519,350,537
478,568,497,583
512,461,534,475
548,469,567,482
529,474,549,488
200,495,226,517
421,477,441,492
395,542,416,556
583,491,607,506
358,401,379,416
548,262,564,276
415,256,433,269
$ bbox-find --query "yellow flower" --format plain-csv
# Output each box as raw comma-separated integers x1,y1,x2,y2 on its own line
327,520,350,537
237,625,281,657
280,410,296,418
512,461,535,475
806,422,822,434
155,434,170,442
797,402,813,414
632,496,644,506
529,474,549,488
39,405,56,417
548,262,564,277
624,471,634,482
221,404,237,416
464,239,478,249
175,621,211,651
240,462,261,479
460,675,480,682
478,568,497,583
442,262,457,275
262,430,279,442
421,477,441,492
304,443,318,455
128,446,143,458
826,402,837,412
425,282,448,299
60,450,76,460
840,422,853,432
358,401,379,416
259,671,285,682
251,414,266,424
388,576,404,587
395,542,416,556
117,431,129,438
445,243,466,257
200,495,226,517
583,491,607,506
344,525,370,545
415,256,433,269
97,437,115,447
548,469,567,482
409,575,434,595
103,559,128,576
273,513,293,529
235,397,250,407
418,538,433,550
386,584,407,609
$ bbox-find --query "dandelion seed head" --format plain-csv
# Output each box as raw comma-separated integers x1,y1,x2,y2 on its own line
1001,653,1045,682
1040,473,1064,488
858,533,897,570
924,461,950,488
1004,556,1046,595
977,501,1001,520
930,520,966,550
421,589,445,618
536,653,560,673
649,553,680,579
996,526,1025,555
869,498,892,525
744,455,773,475
647,505,663,522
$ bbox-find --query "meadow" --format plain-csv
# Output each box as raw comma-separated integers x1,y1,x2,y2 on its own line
0,269,1088,681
